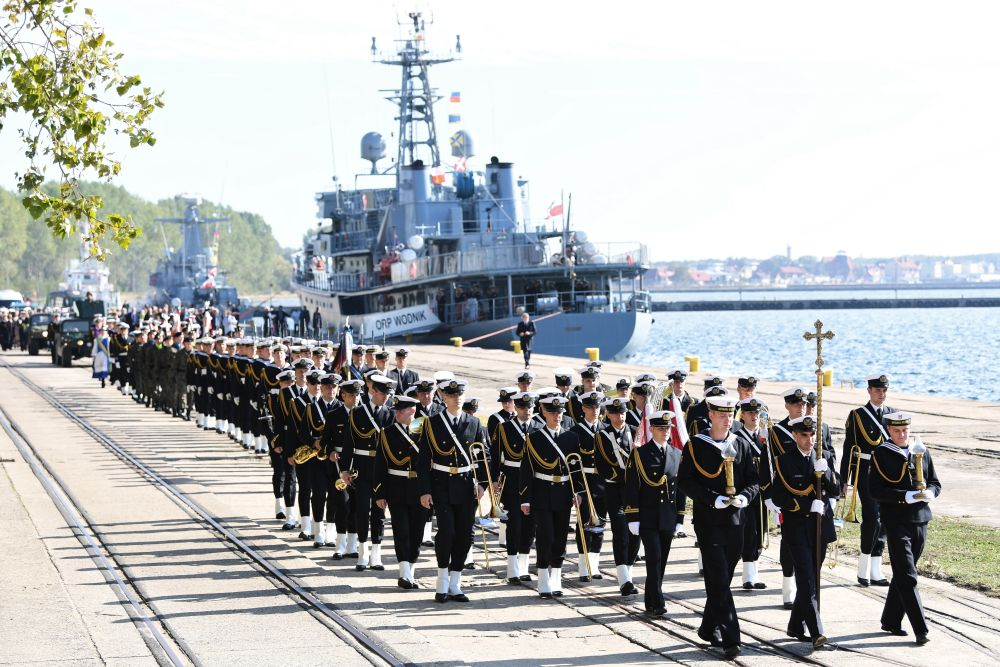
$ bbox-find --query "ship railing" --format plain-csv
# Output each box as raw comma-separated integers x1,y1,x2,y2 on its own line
314,230,376,253
438,288,648,325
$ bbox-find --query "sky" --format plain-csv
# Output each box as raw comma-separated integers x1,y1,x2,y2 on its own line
4,0,1000,262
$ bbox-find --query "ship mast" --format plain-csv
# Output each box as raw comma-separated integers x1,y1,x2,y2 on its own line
375,12,460,181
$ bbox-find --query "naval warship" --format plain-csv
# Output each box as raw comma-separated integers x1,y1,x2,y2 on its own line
292,13,651,359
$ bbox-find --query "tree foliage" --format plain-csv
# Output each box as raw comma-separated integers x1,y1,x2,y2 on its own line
0,0,162,259
1,182,291,302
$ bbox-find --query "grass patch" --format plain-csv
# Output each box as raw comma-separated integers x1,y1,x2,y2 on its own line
831,512,1000,597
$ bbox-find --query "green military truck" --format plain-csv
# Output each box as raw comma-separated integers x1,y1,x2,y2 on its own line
27,313,53,356
51,300,105,367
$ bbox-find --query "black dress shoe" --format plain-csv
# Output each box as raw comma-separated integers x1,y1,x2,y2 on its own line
552,590,563,597
281,523,295,531
620,582,638,596
881,625,908,636
397,578,415,590
355,564,366,572
312,541,325,549
697,630,723,647
578,575,591,583
331,553,344,560
450,593,470,602
646,607,666,616
592,573,603,580
857,577,870,587
434,593,448,603
463,562,476,570
519,574,531,582
298,532,311,540
753,582,767,590
783,601,795,610
539,591,553,599
915,634,930,645
507,577,521,585
742,582,754,590
812,635,827,649
786,631,809,642
422,540,434,547
723,645,741,660
871,578,890,587
370,564,385,571
275,512,286,520
345,552,358,559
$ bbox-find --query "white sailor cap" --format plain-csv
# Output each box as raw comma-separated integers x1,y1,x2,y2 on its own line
635,372,657,384
578,391,604,406
440,378,468,394
497,386,519,401
516,370,536,382
512,391,537,405
293,358,314,370
393,395,420,408
579,366,600,378
368,373,395,389
706,396,738,413
788,415,818,432
584,360,604,369
276,369,294,381
553,367,574,383
539,395,568,411
433,370,455,383
535,386,560,398
338,379,364,392
665,368,689,381
782,387,807,403
883,411,912,426
306,369,326,382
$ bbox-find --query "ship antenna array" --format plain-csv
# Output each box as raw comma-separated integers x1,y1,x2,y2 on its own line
371,11,461,182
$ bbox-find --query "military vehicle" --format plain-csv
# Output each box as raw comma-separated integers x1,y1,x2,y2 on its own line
27,312,53,356
51,300,104,367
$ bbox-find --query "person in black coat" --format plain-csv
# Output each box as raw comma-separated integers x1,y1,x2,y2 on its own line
678,396,760,660
771,416,839,649
519,395,584,598
374,395,432,589
868,412,941,645
733,397,773,591
323,379,363,559
571,391,608,582
515,312,536,368
418,378,492,603
494,391,539,583
594,397,640,595
624,410,681,616
388,347,420,394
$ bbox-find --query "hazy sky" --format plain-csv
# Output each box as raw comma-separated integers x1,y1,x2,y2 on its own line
5,1,1000,262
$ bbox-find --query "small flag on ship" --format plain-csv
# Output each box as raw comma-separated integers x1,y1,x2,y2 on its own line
448,114,461,123
450,91,461,103
545,202,564,219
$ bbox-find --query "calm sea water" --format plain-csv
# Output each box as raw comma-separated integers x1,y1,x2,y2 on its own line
628,307,1000,402
652,287,1000,302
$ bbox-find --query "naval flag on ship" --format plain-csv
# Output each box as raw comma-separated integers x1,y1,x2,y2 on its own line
545,202,564,219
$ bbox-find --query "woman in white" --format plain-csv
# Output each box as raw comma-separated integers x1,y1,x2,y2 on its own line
91,324,111,388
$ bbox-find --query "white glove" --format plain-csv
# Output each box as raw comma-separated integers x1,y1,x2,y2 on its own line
770,509,782,524
905,490,920,504
234,397,240,406
764,498,779,514
829,498,837,512
813,458,829,473
810,499,825,514
628,521,640,536
730,494,749,509
913,488,937,502
714,495,731,509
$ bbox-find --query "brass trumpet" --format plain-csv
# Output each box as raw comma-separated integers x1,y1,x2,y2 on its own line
469,442,497,569
335,471,357,491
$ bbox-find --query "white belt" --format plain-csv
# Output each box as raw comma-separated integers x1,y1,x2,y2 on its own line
582,467,597,474
432,462,471,474
604,478,619,485
270,389,279,395
503,460,521,469
534,472,569,483
388,469,418,479
353,448,376,457
334,447,344,453
858,453,871,461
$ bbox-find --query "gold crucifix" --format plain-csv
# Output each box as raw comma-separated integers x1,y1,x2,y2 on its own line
803,319,835,448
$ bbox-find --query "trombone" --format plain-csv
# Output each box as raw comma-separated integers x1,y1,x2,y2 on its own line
566,452,603,578
469,442,499,569
838,445,861,524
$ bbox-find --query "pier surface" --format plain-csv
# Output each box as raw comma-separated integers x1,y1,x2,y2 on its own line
2,346,998,666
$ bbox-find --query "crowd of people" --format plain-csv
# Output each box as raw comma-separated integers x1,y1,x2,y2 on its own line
10,311,942,659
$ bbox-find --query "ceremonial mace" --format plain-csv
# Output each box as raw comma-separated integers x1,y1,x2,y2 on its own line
804,319,834,608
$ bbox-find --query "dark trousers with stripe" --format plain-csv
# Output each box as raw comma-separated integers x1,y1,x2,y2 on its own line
695,523,744,649
881,522,928,635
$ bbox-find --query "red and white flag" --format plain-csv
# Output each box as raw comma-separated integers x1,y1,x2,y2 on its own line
545,202,564,219
669,395,689,450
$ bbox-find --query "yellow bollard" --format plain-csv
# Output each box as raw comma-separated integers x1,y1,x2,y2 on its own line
585,347,600,362
823,368,833,387
510,340,522,354
451,337,463,347
684,355,700,373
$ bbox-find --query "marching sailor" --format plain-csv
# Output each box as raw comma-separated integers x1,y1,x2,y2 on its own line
323,379,363,559
519,395,584,599
624,409,681,616
373,395,431,590
842,373,895,588
663,369,693,539
679,396,760,660
734,397,772,591
868,412,940,645
768,386,807,608
418,378,492,603
494,391,539,583
770,416,838,649
595,397,640,595
572,390,608,582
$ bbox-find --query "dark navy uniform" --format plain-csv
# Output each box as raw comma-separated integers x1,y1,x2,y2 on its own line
495,417,538,565
571,418,608,579
843,401,896,571
733,421,773,572
342,398,393,553
374,419,430,583
624,438,680,614
771,440,838,643
868,437,941,640
594,420,640,582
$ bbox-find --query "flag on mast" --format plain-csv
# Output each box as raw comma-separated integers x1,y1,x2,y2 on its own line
544,202,564,219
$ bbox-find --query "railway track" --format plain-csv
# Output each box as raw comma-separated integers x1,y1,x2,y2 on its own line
1,359,405,667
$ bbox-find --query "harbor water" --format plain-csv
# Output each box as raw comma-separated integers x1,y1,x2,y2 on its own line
628,306,1000,402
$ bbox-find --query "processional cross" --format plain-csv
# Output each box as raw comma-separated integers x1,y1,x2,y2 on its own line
803,319,834,608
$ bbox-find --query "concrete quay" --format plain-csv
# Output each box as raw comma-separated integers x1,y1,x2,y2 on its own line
1,348,999,666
